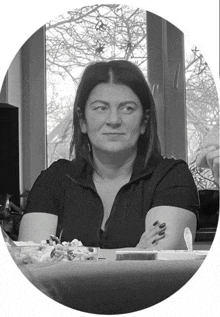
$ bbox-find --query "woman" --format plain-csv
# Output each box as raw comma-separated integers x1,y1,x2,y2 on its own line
18,60,199,249
196,123,219,186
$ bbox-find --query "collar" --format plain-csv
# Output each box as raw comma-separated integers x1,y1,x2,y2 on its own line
130,153,162,182
66,154,162,189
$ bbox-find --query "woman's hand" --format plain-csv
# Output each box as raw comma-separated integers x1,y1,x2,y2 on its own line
196,145,220,186
206,146,219,186
136,221,166,249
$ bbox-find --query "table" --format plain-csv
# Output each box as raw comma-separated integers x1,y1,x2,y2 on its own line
18,249,203,314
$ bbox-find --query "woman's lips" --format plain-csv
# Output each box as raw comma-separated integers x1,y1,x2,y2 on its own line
102,133,125,135
102,133,125,140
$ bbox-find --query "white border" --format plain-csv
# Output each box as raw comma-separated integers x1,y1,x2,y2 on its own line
0,1,219,317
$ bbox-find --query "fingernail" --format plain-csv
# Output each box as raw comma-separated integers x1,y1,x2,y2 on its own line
153,221,159,226
152,239,157,244
159,223,166,228
159,231,165,236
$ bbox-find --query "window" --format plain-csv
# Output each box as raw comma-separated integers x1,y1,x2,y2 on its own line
185,43,219,189
46,4,219,189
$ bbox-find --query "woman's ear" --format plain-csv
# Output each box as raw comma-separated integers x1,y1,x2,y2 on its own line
79,118,87,134
140,110,150,134
77,108,87,134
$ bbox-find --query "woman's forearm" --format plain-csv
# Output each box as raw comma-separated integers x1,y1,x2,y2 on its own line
18,213,58,243
140,206,197,250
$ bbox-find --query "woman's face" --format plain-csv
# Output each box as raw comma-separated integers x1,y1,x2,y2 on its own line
80,83,147,155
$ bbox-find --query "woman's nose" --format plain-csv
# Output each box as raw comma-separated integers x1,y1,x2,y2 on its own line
106,109,122,126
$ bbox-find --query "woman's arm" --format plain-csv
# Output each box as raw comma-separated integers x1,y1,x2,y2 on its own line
18,161,65,243
18,213,58,243
138,206,197,250
136,159,199,250
196,145,219,186
196,123,219,186
206,148,219,186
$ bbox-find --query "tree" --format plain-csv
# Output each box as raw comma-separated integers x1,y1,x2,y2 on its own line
46,4,148,164
46,4,219,189
185,47,219,189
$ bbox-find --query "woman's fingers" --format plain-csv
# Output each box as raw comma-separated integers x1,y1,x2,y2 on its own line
147,222,166,239
212,158,219,185
206,149,219,185
137,221,166,248
154,231,165,243
206,148,219,168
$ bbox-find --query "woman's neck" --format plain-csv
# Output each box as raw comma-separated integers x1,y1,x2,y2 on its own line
92,149,137,181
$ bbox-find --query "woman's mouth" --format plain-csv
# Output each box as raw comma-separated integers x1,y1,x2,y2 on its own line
102,133,125,135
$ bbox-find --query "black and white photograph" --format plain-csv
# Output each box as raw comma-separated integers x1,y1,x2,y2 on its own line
0,1,219,316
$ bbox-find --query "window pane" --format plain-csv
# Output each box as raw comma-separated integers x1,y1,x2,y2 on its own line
46,4,147,166
185,42,219,189
46,6,219,190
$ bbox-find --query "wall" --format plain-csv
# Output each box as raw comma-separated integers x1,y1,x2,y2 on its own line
20,27,46,193
0,27,46,195
0,50,22,107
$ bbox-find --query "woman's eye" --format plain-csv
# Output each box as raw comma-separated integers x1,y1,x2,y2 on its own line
94,105,108,112
120,105,135,114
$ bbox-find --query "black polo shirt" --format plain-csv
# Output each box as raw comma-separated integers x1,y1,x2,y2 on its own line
25,155,199,248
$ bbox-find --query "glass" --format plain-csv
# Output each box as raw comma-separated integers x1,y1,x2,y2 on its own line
185,42,219,190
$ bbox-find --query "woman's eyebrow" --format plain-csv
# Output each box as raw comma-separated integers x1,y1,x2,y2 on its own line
90,100,109,106
89,100,139,107
119,101,138,107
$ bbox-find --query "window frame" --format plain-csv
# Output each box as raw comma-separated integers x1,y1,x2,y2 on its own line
147,12,187,161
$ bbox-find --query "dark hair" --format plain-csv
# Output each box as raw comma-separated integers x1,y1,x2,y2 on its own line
69,60,161,168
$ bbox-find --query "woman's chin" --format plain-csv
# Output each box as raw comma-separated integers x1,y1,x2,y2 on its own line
93,143,136,155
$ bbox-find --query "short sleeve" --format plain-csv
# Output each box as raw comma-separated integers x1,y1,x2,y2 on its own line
151,160,200,219
24,161,64,216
